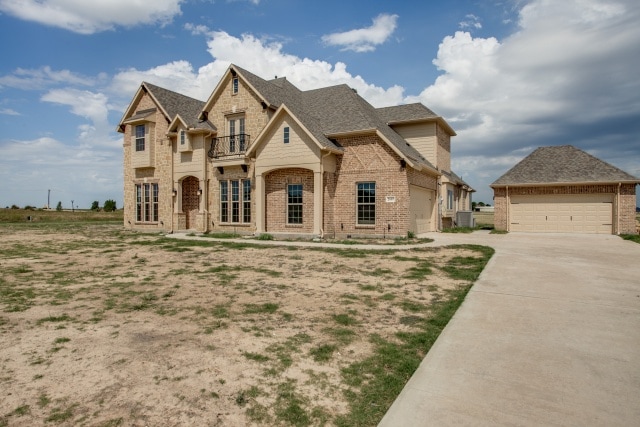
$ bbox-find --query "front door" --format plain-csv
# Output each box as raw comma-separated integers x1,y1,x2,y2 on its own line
182,176,199,229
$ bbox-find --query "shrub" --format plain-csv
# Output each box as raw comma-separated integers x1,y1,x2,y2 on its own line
90,201,99,211
103,199,117,212
56,201,62,211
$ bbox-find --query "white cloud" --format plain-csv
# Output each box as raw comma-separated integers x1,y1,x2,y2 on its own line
0,108,20,116
459,14,482,30
322,13,399,52
0,137,122,208
42,89,111,128
408,0,640,203
0,66,97,90
0,0,183,34
113,29,405,107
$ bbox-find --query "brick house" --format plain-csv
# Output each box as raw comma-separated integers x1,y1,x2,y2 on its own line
119,64,473,237
491,145,639,234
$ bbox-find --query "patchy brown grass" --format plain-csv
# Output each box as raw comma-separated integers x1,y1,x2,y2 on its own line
0,222,490,426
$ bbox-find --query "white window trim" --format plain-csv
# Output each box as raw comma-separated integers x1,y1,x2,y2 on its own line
356,182,376,226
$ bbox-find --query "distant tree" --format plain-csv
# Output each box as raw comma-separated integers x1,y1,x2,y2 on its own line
91,201,100,211
11,204,19,210
472,201,477,210
56,201,62,211
103,199,117,212
477,202,486,207
24,205,35,210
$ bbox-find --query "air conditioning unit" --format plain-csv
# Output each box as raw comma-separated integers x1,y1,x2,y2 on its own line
456,211,475,228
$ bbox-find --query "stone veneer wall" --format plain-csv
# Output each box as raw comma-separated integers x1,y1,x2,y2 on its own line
123,92,173,232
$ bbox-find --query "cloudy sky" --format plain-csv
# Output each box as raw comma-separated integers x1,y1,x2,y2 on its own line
0,0,638,209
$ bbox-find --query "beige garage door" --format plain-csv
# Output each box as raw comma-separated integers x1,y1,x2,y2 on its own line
510,194,613,234
409,185,435,234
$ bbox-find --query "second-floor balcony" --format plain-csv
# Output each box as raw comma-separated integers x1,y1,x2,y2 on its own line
207,134,251,159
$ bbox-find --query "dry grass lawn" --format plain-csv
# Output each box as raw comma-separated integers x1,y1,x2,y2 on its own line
0,222,491,426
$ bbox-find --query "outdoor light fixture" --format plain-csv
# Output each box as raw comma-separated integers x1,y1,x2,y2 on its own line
400,159,406,169
197,188,202,196
172,189,177,196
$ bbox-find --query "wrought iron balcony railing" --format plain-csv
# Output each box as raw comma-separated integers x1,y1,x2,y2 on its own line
207,134,250,159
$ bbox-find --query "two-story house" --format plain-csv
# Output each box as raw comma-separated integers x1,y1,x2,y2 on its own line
119,64,473,237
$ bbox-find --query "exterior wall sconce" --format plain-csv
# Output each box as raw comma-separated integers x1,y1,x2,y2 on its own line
172,189,177,196
400,159,406,169
197,188,202,196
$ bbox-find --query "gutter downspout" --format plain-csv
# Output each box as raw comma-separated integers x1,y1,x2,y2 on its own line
506,185,509,232
617,182,621,235
170,135,174,234
319,151,331,238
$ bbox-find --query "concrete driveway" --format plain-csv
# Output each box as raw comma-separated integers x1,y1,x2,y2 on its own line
379,232,640,426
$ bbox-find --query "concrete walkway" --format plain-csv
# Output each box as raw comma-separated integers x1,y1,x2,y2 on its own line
379,232,640,426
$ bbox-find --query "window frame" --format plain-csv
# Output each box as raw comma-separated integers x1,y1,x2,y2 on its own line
135,183,158,223
447,189,454,210
135,124,145,152
220,179,251,224
283,126,290,144
180,130,186,146
356,182,376,226
287,183,303,225
232,77,239,94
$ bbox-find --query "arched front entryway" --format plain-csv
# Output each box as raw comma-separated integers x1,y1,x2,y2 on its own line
182,176,199,229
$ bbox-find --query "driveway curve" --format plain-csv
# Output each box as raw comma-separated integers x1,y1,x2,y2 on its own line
379,231,640,426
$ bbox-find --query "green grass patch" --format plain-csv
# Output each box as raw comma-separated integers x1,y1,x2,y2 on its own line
441,245,494,282
309,344,338,362
244,302,279,314
332,313,358,326
37,314,72,325
243,352,270,362
620,234,640,244
441,226,478,233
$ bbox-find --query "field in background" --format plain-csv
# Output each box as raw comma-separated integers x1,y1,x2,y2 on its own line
473,212,494,228
0,208,123,224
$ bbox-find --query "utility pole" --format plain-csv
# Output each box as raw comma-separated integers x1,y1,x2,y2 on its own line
47,189,51,209
71,200,74,212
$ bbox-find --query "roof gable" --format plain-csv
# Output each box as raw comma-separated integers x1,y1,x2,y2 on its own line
492,145,639,186
118,82,211,132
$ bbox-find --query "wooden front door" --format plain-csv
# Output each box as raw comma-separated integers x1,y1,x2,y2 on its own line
182,176,199,229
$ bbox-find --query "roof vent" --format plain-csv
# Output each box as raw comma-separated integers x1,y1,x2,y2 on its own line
352,88,357,93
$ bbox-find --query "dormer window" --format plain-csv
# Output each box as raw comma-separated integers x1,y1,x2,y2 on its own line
232,77,239,94
135,125,145,151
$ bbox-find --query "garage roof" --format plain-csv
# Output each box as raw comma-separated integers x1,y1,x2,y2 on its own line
492,145,639,186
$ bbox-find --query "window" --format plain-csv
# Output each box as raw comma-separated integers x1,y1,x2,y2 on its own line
228,117,245,152
135,124,145,151
135,183,158,222
243,180,251,223
447,189,454,210
220,181,229,223
220,179,251,224
232,77,239,94
287,184,303,224
180,130,186,145
357,182,376,225
283,126,290,144
231,180,240,223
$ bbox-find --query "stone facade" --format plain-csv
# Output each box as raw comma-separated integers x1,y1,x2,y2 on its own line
121,66,467,238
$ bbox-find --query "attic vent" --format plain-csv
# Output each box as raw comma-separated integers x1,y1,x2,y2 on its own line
352,88,357,94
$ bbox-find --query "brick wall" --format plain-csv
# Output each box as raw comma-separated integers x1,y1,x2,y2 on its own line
328,135,410,238
619,184,637,234
492,184,638,234
264,168,314,233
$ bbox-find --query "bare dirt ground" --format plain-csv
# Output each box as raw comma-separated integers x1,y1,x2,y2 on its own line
0,224,482,426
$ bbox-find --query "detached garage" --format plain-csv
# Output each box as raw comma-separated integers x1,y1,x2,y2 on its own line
492,145,639,235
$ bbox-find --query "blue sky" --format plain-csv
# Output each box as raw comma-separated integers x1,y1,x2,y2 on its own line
0,0,638,209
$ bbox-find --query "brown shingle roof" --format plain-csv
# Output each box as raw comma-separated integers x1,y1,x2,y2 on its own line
143,82,215,130
492,145,639,186
376,103,438,123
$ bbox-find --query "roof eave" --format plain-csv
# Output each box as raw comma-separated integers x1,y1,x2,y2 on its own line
491,180,640,188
